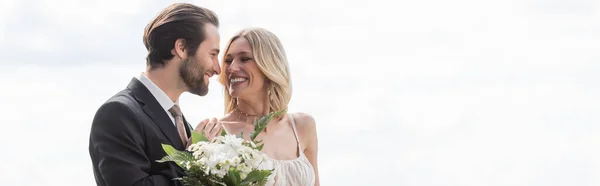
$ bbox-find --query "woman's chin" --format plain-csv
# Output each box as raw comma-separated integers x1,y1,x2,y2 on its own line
228,89,242,98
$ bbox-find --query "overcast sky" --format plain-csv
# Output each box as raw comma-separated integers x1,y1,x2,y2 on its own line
1,0,599,185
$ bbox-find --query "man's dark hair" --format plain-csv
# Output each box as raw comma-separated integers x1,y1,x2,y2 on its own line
143,3,219,69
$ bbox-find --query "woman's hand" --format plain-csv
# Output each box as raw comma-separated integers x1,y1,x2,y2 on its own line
194,118,223,141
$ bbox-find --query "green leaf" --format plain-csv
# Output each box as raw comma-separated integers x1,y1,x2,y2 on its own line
156,155,175,164
161,144,176,156
221,128,228,136
180,165,227,186
156,145,194,167
156,155,183,167
256,143,265,151
191,130,208,144
226,168,242,185
249,131,257,141
250,109,286,142
241,170,273,185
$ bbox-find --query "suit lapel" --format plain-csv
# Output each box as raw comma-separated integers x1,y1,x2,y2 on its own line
142,105,185,150
127,78,185,150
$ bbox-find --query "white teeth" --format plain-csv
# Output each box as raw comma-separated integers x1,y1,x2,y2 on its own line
230,78,246,84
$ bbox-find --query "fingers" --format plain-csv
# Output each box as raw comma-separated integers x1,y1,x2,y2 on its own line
203,118,217,136
209,121,223,138
194,118,222,141
194,118,210,134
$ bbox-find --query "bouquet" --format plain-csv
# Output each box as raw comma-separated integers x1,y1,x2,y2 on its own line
157,110,285,186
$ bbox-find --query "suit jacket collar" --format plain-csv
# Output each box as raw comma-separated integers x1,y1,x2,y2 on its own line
126,78,187,150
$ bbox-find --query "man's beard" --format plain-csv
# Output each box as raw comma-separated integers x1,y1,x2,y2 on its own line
180,55,209,96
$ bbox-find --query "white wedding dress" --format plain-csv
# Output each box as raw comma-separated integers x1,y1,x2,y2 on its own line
257,113,316,186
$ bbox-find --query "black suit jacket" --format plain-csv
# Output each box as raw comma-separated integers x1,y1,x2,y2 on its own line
89,78,194,186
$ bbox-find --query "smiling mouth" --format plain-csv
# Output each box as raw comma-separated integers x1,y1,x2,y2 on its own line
229,77,248,86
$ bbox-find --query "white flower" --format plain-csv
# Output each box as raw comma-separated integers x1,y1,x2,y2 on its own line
206,152,226,170
183,161,192,170
211,168,227,178
232,157,241,165
248,141,257,148
195,157,208,167
222,134,244,146
237,163,252,179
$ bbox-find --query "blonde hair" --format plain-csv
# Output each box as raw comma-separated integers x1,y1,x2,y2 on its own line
219,27,292,117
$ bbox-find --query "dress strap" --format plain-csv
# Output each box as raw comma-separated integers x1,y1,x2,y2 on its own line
288,113,304,157
289,113,300,143
289,113,303,155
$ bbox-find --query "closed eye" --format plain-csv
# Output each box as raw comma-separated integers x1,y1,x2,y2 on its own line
241,57,252,62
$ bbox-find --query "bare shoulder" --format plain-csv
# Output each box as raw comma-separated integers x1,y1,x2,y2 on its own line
290,112,318,153
290,112,317,136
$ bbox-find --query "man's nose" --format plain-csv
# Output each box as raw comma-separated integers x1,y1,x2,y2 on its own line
213,59,221,74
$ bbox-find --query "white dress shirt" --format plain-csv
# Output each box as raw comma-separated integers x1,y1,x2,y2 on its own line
136,73,177,126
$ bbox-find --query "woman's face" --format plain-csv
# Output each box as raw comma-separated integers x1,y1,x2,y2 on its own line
223,38,268,99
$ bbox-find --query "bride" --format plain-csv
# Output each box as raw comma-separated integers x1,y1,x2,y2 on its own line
197,27,320,186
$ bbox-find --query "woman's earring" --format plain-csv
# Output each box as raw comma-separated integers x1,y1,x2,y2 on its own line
270,86,274,101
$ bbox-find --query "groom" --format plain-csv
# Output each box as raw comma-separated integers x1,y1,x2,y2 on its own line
89,3,222,186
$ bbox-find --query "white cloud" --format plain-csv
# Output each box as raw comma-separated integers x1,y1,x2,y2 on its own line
0,64,141,185
39,0,144,29
388,80,600,185
0,0,19,43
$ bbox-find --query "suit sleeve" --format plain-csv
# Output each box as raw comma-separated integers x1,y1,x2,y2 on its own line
89,100,176,186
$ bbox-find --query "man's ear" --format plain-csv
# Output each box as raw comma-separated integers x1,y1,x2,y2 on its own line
171,38,187,59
